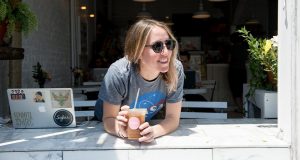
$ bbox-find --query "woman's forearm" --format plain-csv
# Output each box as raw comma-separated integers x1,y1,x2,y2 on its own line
103,117,119,136
152,116,180,138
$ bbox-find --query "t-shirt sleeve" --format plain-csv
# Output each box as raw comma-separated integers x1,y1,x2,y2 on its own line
166,60,184,103
98,65,128,105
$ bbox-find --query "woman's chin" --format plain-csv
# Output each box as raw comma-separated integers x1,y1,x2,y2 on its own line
159,66,169,73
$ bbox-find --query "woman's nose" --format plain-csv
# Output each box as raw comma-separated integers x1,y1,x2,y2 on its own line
160,44,169,56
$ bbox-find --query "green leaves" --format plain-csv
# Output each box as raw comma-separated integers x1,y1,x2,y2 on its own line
32,62,51,85
238,27,278,94
0,0,37,38
0,0,8,21
14,2,37,36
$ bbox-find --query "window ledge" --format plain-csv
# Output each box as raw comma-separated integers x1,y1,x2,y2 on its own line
0,119,290,160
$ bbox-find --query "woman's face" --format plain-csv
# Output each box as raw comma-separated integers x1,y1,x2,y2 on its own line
139,26,173,80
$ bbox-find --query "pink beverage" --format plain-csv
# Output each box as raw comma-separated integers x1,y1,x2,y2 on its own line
126,108,147,140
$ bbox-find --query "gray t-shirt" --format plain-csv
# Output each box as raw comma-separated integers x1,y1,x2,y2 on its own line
94,57,184,121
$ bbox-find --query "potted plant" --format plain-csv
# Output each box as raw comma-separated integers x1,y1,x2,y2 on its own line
71,67,84,86
0,0,37,46
32,62,51,88
238,27,278,96
238,27,278,118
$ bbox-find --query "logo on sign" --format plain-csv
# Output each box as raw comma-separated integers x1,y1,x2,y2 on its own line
53,109,73,126
128,117,140,130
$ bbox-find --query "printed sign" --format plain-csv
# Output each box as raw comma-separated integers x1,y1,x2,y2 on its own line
50,90,72,108
10,89,26,100
53,109,73,126
33,91,45,103
13,112,33,128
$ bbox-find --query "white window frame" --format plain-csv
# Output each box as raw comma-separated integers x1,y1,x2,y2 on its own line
278,0,299,159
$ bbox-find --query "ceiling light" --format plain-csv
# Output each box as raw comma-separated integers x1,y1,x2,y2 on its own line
136,3,152,19
133,0,156,2
193,0,211,19
245,15,260,25
245,19,260,25
89,14,95,18
136,11,152,19
164,16,174,26
193,11,211,19
80,6,87,10
208,0,228,2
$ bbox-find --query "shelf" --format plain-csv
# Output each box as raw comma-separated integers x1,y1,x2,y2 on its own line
0,47,24,60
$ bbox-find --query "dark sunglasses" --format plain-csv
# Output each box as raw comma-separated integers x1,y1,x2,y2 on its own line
145,39,176,53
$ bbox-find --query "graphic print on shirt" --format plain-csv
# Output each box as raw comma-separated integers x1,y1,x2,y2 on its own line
129,91,166,121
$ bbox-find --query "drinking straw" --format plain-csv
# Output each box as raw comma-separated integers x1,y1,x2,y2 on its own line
133,88,140,109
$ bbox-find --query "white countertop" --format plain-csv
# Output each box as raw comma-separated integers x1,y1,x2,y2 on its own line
0,119,288,152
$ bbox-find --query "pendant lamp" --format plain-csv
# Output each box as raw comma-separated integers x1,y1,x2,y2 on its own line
208,0,228,2
133,0,155,2
136,3,152,19
193,0,211,19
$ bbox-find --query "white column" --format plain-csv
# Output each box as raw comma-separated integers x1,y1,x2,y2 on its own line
278,0,300,159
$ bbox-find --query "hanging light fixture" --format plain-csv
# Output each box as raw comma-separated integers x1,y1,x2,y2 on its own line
133,0,156,2
192,0,211,19
136,3,152,19
245,19,260,25
245,15,260,25
164,16,174,26
208,0,228,2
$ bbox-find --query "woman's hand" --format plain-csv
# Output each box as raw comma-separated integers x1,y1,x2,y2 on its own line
115,105,130,138
138,122,155,143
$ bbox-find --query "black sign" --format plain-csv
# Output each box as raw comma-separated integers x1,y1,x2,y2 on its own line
53,109,73,127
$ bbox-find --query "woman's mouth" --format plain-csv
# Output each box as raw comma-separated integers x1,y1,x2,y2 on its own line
158,58,168,64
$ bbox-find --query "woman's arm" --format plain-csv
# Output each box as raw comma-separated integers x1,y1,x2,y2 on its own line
139,101,182,142
102,101,129,137
153,101,182,137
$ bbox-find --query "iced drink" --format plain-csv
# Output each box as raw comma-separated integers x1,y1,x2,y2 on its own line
126,108,147,140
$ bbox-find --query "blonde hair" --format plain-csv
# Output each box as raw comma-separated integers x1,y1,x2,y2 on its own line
124,19,179,93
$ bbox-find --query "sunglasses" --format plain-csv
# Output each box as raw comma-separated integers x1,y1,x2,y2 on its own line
145,39,176,53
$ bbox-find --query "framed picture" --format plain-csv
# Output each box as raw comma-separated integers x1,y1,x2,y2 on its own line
180,36,201,51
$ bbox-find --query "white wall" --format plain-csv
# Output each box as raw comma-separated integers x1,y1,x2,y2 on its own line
0,0,72,117
22,0,72,88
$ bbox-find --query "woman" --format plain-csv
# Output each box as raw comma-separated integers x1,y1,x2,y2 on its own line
94,19,184,143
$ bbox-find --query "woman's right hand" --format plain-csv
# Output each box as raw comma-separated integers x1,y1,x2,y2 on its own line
115,105,130,138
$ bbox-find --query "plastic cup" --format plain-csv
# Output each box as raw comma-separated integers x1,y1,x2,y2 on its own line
126,108,147,140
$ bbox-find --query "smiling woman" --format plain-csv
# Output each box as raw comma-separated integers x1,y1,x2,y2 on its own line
94,19,184,143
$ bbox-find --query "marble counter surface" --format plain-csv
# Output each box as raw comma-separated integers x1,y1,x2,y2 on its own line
0,119,288,152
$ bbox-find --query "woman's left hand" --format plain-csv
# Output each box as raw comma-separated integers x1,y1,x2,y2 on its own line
138,122,155,143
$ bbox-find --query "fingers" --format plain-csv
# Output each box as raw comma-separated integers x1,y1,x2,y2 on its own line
139,122,150,132
118,128,128,138
116,116,127,126
120,105,130,111
116,105,129,126
138,122,155,143
118,110,128,118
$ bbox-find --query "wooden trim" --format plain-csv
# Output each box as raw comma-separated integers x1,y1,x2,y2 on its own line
0,47,24,60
